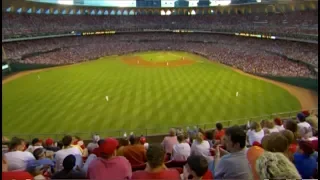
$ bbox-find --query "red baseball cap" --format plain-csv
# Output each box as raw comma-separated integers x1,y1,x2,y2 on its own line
99,138,119,155
274,118,282,126
302,110,310,117
45,138,54,146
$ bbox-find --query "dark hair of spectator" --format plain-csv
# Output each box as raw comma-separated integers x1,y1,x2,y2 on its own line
216,123,223,131
225,125,246,148
177,134,185,143
9,138,24,150
62,135,73,147
129,135,136,145
97,139,104,146
63,154,76,170
187,155,208,177
146,144,165,169
33,148,45,160
205,131,213,140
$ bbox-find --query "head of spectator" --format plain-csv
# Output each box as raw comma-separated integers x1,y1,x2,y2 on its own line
9,137,25,151
185,155,208,179
146,144,165,170
247,146,301,179
93,134,100,143
32,138,42,147
250,122,262,132
298,141,314,157
169,128,176,137
26,162,45,179
261,132,290,159
284,119,299,140
129,135,137,145
281,130,295,145
216,123,223,131
33,148,46,160
45,138,54,147
196,128,206,143
297,113,306,122
99,138,119,159
274,118,282,126
62,135,73,148
57,141,63,149
177,133,186,143
224,125,246,153
139,136,146,145
265,120,276,129
260,120,268,128
302,110,310,118
63,154,76,171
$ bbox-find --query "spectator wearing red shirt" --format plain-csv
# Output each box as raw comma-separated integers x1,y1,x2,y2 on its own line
132,144,180,180
213,123,225,147
122,135,147,167
183,155,213,180
87,138,132,179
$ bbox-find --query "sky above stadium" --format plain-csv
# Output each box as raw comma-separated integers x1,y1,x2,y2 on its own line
32,0,235,7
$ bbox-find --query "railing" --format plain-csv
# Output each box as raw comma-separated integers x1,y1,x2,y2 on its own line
3,108,318,142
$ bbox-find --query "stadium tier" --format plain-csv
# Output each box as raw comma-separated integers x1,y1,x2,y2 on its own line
1,0,318,179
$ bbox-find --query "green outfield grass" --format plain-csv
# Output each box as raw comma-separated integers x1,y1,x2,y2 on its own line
2,51,301,139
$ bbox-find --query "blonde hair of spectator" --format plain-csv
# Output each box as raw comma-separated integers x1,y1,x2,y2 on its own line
265,120,275,129
260,120,268,128
169,128,176,136
250,122,262,132
255,151,301,179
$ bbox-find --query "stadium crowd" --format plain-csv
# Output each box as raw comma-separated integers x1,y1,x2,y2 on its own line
2,10,318,39
2,110,318,179
3,34,317,78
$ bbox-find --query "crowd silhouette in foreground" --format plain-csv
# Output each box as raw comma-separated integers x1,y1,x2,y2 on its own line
2,111,318,179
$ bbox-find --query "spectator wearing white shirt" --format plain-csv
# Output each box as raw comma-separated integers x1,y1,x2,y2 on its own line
172,133,191,161
297,113,313,139
26,138,43,153
274,118,285,131
247,122,265,146
5,138,35,171
191,129,213,162
54,135,83,172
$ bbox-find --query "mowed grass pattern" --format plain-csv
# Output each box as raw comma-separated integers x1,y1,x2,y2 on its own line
2,51,301,138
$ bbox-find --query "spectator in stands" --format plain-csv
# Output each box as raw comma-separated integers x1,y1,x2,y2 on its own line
183,155,212,180
247,146,301,179
44,138,60,152
26,161,47,180
191,128,213,162
139,136,149,150
82,142,98,174
297,113,313,139
2,155,34,180
304,111,318,135
26,138,43,153
172,133,191,161
52,154,86,179
265,120,279,133
87,138,132,179
280,130,296,161
86,134,100,154
54,135,83,171
92,139,105,157
246,121,265,146
293,141,317,179
72,136,85,156
27,148,54,175
261,132,291,160
214,125,251,179
132,144,180,179
4,138,35,171
213,123,225,146
284,119,299,152
122,135,147,167
274,118,285,131
161,128,178,156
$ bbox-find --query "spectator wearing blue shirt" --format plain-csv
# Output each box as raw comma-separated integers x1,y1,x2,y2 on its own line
293,141,317,179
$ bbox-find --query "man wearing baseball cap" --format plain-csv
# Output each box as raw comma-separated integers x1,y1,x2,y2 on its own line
87,138,132,179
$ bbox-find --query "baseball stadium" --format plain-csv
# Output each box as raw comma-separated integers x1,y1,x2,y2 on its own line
1,0,319,179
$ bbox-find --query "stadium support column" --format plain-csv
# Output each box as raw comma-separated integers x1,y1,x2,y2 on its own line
197,0,210,7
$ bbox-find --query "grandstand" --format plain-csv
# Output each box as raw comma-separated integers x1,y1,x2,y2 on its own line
2,0,318,179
